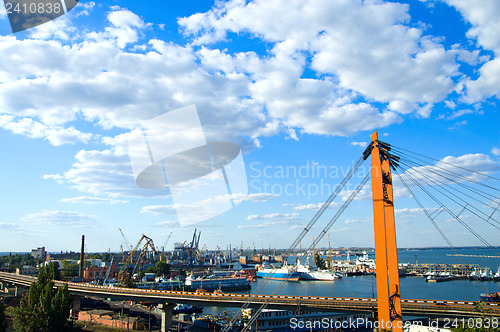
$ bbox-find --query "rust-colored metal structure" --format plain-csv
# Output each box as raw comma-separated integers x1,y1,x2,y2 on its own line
369,131,402,331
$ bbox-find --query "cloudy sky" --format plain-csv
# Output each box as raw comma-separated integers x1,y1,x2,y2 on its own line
0,0,499,253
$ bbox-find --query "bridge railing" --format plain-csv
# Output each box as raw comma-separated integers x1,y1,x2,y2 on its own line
1,271,498,317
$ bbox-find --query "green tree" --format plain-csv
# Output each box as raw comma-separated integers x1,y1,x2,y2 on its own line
61,260,79,277
451,301,500,332
47,261,61,280
154,261,171,277
0,301,7,332
314,253,326,270
12,266,72,332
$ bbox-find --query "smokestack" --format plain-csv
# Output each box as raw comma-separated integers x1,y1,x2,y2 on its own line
79,235,85,278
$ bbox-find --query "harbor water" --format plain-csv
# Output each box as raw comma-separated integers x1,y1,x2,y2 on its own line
204,247,500,317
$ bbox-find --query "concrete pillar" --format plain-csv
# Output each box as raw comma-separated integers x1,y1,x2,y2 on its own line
13,286,28,297
157,303,175,332
70,295,82,318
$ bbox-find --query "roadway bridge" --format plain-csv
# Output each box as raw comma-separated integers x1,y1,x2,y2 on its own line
1,271,499,330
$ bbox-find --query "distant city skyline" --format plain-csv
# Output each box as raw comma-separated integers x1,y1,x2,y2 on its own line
0,0,499,252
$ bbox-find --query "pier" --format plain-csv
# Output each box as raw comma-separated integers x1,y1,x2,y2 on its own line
405,263,480,276
2,271,499,322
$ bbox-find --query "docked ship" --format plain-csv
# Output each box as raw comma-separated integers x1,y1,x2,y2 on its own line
469,268,495,281
355,252,376,269
136,277,183,290
426,272,456,282
184,274,251,291
241,308,371,331
296,263,340,281
256,263,300,281
479,292,500,303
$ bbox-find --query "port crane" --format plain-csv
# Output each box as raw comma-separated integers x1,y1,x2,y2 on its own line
103,256,114,286
159,232,173,262
225,130,500,332
118,228,133,251
179,229,202,265
118,234,158,287
161,232,173,252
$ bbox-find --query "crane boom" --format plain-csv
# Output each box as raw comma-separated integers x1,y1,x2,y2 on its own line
162,232,173,250
119,228,132,251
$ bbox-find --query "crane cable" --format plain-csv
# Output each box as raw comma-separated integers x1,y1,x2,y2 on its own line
395,158,500,229
223,154,369,331
389,144,500,183
393,160,497,250
393,168,496,291
241,173,371,332
395,154,500,211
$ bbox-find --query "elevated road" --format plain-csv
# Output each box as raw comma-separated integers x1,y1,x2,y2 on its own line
1,271,499,318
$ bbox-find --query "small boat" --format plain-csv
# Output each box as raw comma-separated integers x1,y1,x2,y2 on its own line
426,272,456,282
173,304,203,314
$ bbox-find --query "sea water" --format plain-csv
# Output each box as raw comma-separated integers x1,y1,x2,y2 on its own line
204,247,500,317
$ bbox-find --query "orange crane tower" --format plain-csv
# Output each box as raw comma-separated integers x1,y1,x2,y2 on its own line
370,131,402,331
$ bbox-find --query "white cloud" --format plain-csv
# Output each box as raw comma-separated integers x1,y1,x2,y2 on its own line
28,15,75,40
2,2,497,211
344,218,369,224
0,26,274,149
60,197,128,204
339,186,372,202
285,202,341,211
2,0,498,153
181,0,460,119
0,223,18,229
222,193,280,204
492,147,500,156
398,153,499,188
141,193,278,215
443,0,500,53
238,213,303,229
330,227,349,233
141,193,279,221
246,212,301,222
351,142,368,148
448,109,474,119
21,210,97,226
105,9,146,48
0,1,479,154
0,115,93,146
465,58,500,101
154,220,180,227
238,221,287,229
141,205,177,216
442,0,500,101
439,154,499,172
62,148,169,198
43,174,65,184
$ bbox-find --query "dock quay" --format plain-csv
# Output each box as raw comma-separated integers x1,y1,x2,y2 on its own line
405,263,480,276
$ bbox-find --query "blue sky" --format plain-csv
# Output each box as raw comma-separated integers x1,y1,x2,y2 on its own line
0,0,499,253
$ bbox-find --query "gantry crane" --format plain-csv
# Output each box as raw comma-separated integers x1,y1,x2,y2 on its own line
118,234,158,287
